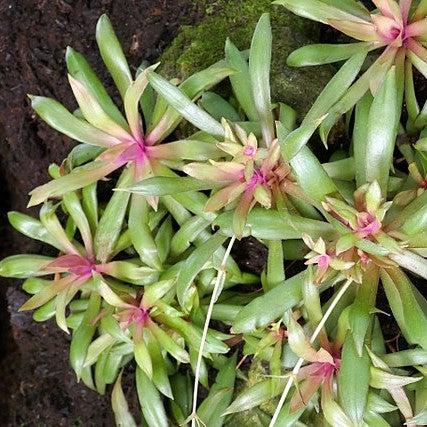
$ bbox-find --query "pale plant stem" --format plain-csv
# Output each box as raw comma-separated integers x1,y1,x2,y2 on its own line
269,278,353,427
191,235,237,427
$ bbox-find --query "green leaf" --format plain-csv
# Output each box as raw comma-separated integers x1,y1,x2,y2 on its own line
84,333,117,367
319,49,396,144
350,264,379,355
157,314,228,355
112,372,137,427
225,40,258,122
273,0,369,24
82,182,98,233
148,322,190,364
400,191,427,236
103,346,126,384
147,71,224,138
101,261,158,285
65,144,104,170
30,96,121,147
22,277,51,294
390,249,427,280
199,92,240,122
124,64,158,139
135,367,169,427
0,255,53,278
7,211,60,249
62,191,93,256
128,194,161,269
288,144,337,201
369,366,421,389
170,372,193,424
70,292,101,380
287,42,373,66
355,67,399,194
55,282,78,333
232,271,304,333
148,65,233,141
144,329,173,398
134,338,153,379
68,74,132,141
20,276,73,311
97,276,128,307
28,161,119,207
381,268,427,349
215,207,336,241
142,279,175,308
322,385,354,427
126,176,214,196
138,64,156,126
40,202,78,255
101,314,131,343
33,299,56,322
366,392,397,413
96,15,132,99
170,216,211,257
249,13,274,145
155,218,172,264
148,139,221,161
265,240,285,291
65,47,129,130
224,379,282,415
274,402,305,426
381,349,427,367
322,157,355,181
176,232,227,310
353,91,373,187
281,52,367,160
198,353,237,427
94,168,132,263
338,334,370,424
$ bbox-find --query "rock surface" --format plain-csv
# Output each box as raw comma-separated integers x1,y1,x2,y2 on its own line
160,0,334,117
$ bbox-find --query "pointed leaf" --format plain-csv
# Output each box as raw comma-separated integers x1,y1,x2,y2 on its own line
135,367,169,427
225,39,258,121
66,47,129,129
147,71,224,138
68,74,132,141
128,194,161,269
30,95,121,147
355,67,399,194
94,168,132,263
249,13,274,145
176,232,227,310
338,334,370,424
288,42,373,66
112,372,137,427
96,15,132,99
126,176,214,196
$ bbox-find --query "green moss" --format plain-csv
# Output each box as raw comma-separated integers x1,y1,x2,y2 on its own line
160,0,334,116
221,359,281,426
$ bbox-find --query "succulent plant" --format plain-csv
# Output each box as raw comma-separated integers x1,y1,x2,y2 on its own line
0,7,426,427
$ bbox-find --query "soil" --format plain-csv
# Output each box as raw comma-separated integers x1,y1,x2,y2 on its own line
0,1,202,425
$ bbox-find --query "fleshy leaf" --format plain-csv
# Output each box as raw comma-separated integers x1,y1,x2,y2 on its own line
147,71,224,138
112,372,137,427
249,13,274,145
96,15,133,99
30,96,121,147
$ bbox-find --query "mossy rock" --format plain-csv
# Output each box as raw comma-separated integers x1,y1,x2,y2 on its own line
159,0,334,117
223,359,280,426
